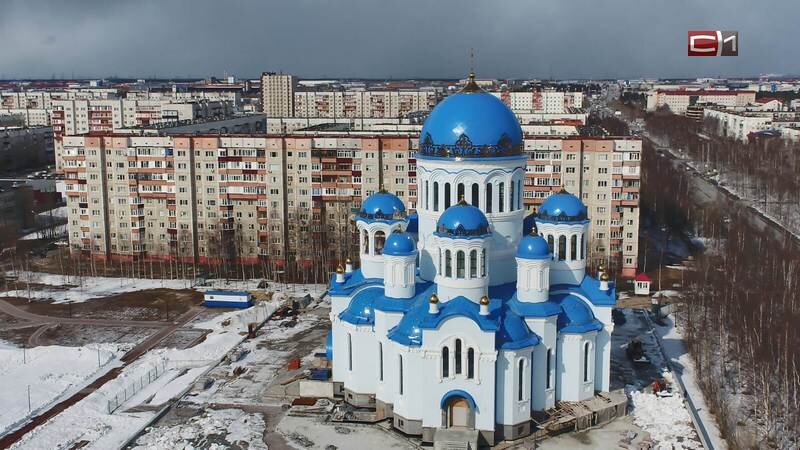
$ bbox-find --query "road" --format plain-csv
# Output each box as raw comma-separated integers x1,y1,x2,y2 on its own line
0,306,204,449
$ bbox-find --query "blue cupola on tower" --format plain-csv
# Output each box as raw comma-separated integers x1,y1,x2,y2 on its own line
537,190,588,223
516,233,551,260
383,232,417,256
436,201,490,237
418,73,523,159
359,190,406,222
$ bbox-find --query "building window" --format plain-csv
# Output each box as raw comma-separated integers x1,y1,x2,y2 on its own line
445,250,452,277
486,183,493,213
570,235,577,261
424,180,429,209
444,182,451,209
546,348,552,389
510,181,515,211
584,342,591,382
558,235,567,261
469,250,477,278
547,235,554,254
457,183,464,202
379,342,384,381
467,348,475,379
348,333,353,371
442,346,450,378
374,231,386,255
456,251,465,278
433,182,439,211
455,339,462,374
518,359,525,401
399,355,404,395
481,249,486,276
498,182,505,213
471,183,479,206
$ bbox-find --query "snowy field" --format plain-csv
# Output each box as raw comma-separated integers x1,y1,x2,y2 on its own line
8,305,276,450
1,270,326,303
0,340,125,437
131,408,267,450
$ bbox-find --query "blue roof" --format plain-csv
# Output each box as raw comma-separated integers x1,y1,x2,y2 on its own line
383,232,417,256
405,213,419,234
552,293,603,333
523,213,537,235
419,91,523,160
358,191,406,222
507,295,562,318
537,191,588,223
339,287,383,325
436,203,490,237
516,234,551,260
551,274,617,306
328,269,383,296
203,290,250,297
496,306,541,349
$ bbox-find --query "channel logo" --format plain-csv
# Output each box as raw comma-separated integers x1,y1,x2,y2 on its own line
688,31,738,56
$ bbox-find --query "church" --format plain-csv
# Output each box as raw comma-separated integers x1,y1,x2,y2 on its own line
326,73,616,446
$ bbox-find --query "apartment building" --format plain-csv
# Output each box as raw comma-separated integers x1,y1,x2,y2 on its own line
491,89,584,114
704,107,800,142
63,126,640,278
260,72,296,117
645,89,756,113
293,89,438,118
0,126,55,171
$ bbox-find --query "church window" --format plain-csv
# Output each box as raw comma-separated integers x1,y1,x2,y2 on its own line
517,180,522,209
434,182,439,211
374,231,386,255
498,182,505,212
442,346,450,377
348,333,353,371
570,235,577,261
399,355,404,395
481,248,486,276
362,230,369,254
471,183,479,206
518,359,525,401
457,183,465,202
547,235,554,254
546,348,553,389
438,248,442,275
510,180,515,211
486,183,493,213
455,339,462,374
445,250,452,277
581,233,586,259
456,251,465,278
469,250,477,278
379,342,384,381
444,182,451,209
424,180,429,209
584,342,591,382
558,235,567,261
467,348,475,379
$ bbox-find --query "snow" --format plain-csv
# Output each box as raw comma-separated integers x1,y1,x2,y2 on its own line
1,270,327,304
8,305,276,450
130,408,267,450
19,224,67,240
627,387,702,450
278,414,416,450
0,340,125,437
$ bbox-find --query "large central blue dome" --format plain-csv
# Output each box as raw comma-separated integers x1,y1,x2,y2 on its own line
418,78,523,159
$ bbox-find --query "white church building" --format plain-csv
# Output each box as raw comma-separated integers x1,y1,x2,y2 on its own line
327,74,616,446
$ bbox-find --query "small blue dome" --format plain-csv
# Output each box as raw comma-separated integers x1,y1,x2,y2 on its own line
516,233,551,259
419,86,523,159
359,191,406,221
554,294,603,333
538,191,588,222
383,232,416,256
436,202,490,237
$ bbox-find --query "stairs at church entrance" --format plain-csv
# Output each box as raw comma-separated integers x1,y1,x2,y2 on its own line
433,428,479,450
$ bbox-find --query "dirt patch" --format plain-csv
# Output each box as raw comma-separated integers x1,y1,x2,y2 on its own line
36,324,158,347
0,324,39,346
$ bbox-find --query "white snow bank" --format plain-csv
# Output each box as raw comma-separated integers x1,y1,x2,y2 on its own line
628,387,701,449
131,408,267,450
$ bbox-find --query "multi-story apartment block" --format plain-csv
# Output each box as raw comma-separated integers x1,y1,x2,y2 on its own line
63,126,640,278
703,107,800,142
261,72,296,117
293,90,438,119
492,89,584,114
645,89,756,113
0,126,55,171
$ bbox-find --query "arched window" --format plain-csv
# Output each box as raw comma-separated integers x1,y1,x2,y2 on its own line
547,235,554,254
518,359,525,401
486,183,493,213
362,229,369,254
583,342,591,382
347,333,353,371
433,182,440,211
457,183,465,202
570,235,577,261
374,231,386,255
469,250,477,278
442,346,450,378
498,182,505,213
379,342,384,381
438,248,443,275
467,348,475,379
455,339,462,374
424,180,429,209
546,348,552,389
581,233,585,259
558,235,567,261
510,180,515,211
444,182,451,209
445,250,452,277
471,183,479,206
399,355,404,395
456,251,465,278
481,248,486,276
517,180,522,210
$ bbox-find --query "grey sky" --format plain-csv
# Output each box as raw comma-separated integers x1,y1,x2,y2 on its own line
1,0,798,80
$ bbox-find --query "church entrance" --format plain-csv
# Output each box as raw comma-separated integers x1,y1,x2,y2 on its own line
447,397,471,428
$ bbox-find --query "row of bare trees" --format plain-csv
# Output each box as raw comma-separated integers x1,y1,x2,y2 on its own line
641,120,800,448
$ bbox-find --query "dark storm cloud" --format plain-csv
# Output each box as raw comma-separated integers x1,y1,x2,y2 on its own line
1,0,798,79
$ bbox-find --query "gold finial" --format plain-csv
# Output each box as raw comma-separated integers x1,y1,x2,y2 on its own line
461,49,483,93
480,295,490,305
559,186,568,194
345,257,352,264
336,264,344,274
429,293,439,304
529,227,538,237
598,262,606,273
379,185,387,193
600,272,610,281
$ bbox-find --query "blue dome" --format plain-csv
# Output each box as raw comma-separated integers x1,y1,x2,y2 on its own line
339,287,382,325
383,232,417,256
359,191,406,221
516,233,551,259
538,191,588,222
418,88,523,159
436,202,490,237
553,294,603,333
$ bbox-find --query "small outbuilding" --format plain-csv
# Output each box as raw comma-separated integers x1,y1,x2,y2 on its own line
634,273,652,296
203,290,253,308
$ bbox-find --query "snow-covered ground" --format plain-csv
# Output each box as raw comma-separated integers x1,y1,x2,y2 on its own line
131,408,267,450
1,270,326,303
0,340,125,437
8,305,276,450
19,224,67,241
627,384,701,450
278,414,416,450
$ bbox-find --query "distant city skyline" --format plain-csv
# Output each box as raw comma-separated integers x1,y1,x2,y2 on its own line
1,0,799,80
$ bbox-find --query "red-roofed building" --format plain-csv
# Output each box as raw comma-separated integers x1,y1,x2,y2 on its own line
634,272,652,295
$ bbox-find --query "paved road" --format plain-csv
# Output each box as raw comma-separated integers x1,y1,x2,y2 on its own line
0,306,204,449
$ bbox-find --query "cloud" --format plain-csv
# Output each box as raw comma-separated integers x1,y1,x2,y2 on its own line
0,0,798,79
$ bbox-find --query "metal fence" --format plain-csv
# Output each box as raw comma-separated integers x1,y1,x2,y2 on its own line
106,358,168,414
